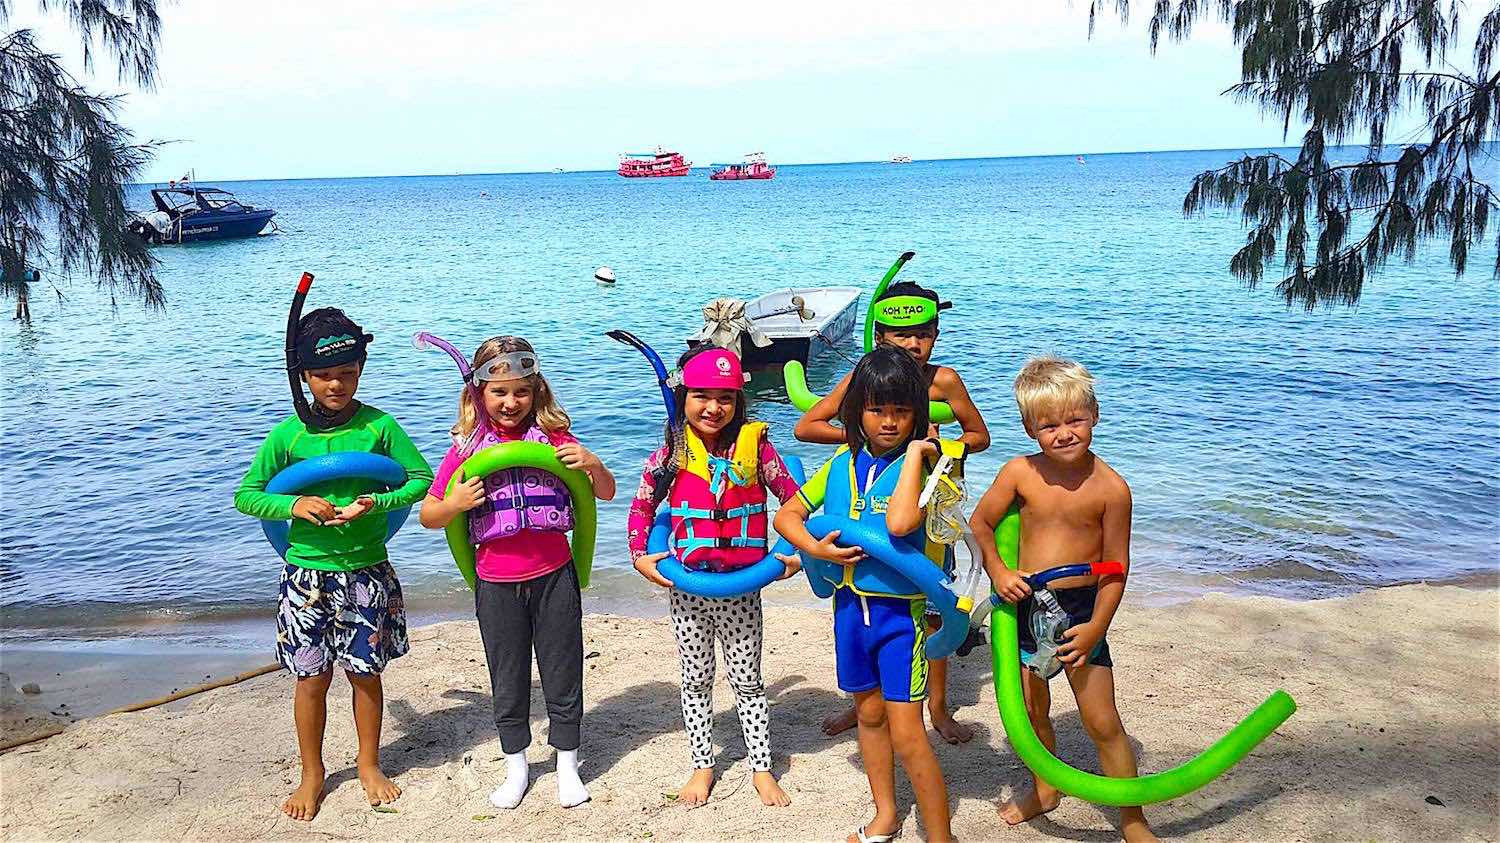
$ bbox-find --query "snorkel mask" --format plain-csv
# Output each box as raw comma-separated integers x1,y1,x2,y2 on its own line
1013,561,1128,680
1025,590,1072,680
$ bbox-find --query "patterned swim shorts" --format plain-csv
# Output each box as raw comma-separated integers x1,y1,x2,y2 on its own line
275,560,409,677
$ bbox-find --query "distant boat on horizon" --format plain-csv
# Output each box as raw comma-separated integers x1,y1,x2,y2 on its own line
888,154,912,164
1077,155,1087,165
618,147,692,178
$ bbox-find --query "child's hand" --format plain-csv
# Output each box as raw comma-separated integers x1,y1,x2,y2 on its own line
447,476,487,513
907,438,939,460
1057,621,1105,667
774,552,802,580
556,443,599,473
292,496,337,526
990,568,1032,604
633,551,675,588
324,495,374,527
813,530,864,566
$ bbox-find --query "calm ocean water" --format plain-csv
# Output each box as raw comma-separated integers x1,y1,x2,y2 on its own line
2,151,1497,639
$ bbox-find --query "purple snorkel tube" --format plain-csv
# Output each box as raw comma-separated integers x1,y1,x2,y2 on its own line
413,331,491,439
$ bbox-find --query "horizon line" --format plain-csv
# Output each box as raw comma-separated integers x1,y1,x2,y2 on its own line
130,140,1411,186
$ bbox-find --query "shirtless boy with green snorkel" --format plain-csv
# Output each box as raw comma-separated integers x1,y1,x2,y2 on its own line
794,280,990,743
968,356,1154,842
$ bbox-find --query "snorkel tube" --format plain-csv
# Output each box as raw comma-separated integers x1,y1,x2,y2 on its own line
284,272,319,428
782,251,957,425
863,250,916,352
606,329,678,427
989,504,1297,805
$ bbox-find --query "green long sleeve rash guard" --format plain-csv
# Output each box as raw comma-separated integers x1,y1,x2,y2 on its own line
235,404,434,571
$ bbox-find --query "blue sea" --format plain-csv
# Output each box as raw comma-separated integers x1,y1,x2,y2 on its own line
3,150,1497,644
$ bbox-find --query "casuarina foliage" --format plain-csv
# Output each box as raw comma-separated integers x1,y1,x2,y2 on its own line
1092,0,1499,307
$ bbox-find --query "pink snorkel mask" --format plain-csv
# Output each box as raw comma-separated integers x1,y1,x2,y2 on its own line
669,347,748,391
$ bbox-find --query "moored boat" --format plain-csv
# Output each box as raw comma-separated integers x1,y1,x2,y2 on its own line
618,148,692,177
710,152,775,181
689,287,862,369
127,185,276,244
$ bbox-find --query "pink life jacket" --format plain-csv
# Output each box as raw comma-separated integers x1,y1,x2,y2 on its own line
667,423,769,572
457,422,574,545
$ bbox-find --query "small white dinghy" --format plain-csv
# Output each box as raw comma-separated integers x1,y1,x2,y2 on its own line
690,287,862,369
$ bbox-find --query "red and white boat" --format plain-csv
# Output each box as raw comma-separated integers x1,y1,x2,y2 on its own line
710,152,775,181
618,147,692,177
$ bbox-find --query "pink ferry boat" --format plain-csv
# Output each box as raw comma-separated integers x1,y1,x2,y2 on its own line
618,148,692,177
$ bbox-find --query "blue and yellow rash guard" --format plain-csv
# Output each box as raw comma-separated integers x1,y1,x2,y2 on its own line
797,444,950,599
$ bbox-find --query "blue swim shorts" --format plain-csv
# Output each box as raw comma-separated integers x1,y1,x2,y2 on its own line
833,588,928,703
275,560,409,678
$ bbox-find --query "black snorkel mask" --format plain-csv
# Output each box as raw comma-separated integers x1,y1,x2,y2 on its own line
284,272,373,430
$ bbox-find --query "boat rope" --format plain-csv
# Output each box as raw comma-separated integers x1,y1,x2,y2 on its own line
813,329,860,367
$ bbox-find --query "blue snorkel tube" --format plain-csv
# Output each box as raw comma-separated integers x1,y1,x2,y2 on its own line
606,329,678,427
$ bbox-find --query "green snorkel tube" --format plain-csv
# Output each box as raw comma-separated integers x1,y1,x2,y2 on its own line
863,249,917,351
988,504,1297,805
783,250,957,424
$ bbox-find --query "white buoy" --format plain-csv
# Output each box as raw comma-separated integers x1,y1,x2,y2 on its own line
594,265,616,285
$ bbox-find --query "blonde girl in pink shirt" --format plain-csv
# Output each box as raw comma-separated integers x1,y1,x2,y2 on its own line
419,335,615,810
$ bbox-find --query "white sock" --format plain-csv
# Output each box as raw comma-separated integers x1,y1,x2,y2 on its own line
489,751,529,809
555,748,590,808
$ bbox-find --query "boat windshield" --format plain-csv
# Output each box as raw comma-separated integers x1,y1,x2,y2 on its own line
196,191,245,212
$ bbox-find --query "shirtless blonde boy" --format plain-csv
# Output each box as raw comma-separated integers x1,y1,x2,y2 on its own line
968,356,1155,843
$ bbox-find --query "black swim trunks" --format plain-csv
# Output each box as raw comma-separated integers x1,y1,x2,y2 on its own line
1016,583,1112,670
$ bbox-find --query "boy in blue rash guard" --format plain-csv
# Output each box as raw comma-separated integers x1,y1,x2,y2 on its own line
775,346,952,843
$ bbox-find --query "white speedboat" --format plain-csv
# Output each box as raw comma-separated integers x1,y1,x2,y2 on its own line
691,287,861,369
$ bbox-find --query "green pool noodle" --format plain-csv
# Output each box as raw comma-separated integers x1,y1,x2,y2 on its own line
443,441,597,591
783,359,956,425
989,503,1296,805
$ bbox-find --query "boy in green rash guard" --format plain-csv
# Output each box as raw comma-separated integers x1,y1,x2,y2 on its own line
795,281,989,744
234,308,433,822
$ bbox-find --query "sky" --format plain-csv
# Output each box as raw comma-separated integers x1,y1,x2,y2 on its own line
7,0,1451,182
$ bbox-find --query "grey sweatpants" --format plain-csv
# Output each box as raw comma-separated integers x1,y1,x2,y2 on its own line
669,589,771,771
475,562,583,753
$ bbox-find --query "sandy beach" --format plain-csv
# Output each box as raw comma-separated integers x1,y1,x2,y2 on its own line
2,583,1496,841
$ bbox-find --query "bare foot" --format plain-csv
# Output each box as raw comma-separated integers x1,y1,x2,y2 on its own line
821,705,858,737
282,766,325,821
930,710,975,744
998,784,1061,825
752,771,791,807
1121,810,1158,842
678,768,715,806
358,763,401,805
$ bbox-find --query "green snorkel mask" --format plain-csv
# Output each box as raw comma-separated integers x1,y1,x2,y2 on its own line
873,295,952,328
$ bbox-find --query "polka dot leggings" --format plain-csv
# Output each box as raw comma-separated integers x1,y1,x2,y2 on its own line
669,589,771,772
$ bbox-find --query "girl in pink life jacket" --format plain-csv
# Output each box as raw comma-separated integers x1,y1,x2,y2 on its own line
417,335,615,811
626,345,802,809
